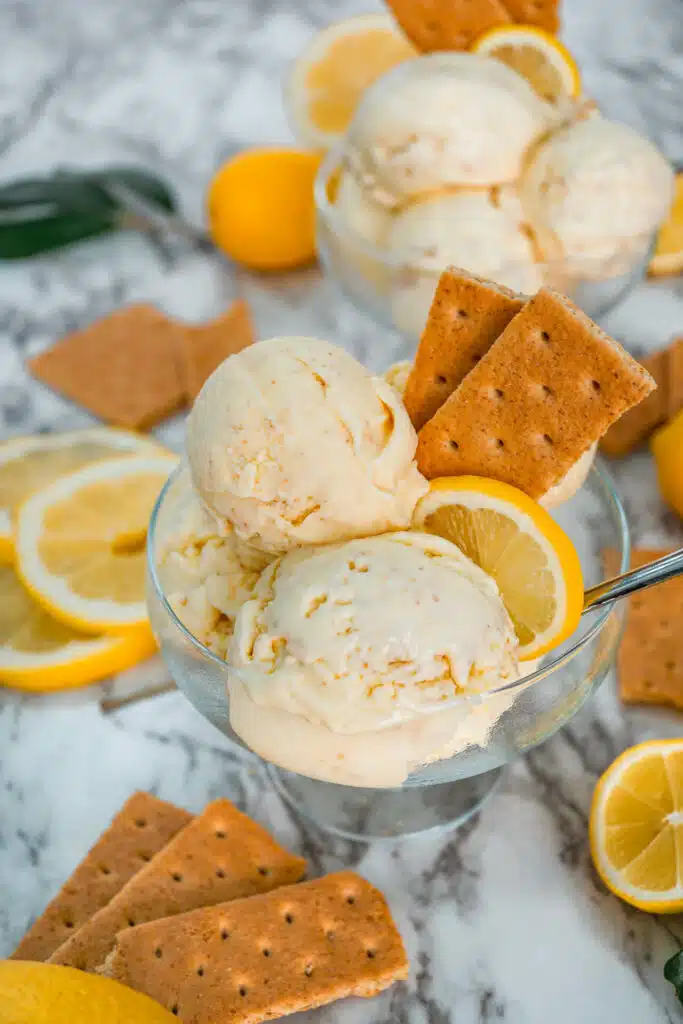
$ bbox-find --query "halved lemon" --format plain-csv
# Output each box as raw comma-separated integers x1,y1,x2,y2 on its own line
652,408,683,519
413,476,584,660
590,739,683,913
649,171,683,277
15,454,177,633
471,25,581,105
285,13,417,149
0,427,164,564
0,562,156,691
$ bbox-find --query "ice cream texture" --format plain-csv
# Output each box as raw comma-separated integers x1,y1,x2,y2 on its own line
186,337,428,554
228,531,519,734
345,52,553,206
520,116,675,278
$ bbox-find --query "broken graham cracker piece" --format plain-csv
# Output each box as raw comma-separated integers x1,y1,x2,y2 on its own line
403,268,525,431
102,871,408,1024
600,349,668,457
603,548,683,710
11,793,192,963
417,287,656,498
178,299,255,402
49,798,306,972
385,0,510,52
28,305,186,430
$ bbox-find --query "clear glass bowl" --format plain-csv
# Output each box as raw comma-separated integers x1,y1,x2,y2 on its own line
314,150,656,342
147,463,629,840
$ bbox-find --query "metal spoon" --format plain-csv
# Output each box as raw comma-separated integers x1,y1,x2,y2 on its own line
583,548,683,613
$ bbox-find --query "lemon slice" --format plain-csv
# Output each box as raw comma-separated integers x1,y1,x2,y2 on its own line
413,476,584,660
590,739,683,913
471,25,581,104
1,961,177,1024
285,13,417,149
0,562,155,691
15,454,177,633
0,427,164,564
649,171,683,277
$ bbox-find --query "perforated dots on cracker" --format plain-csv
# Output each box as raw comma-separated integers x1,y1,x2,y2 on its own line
417,287,655,497
102,871,408,1024
385,0,511,52
49,798,306,972
403,267,524,431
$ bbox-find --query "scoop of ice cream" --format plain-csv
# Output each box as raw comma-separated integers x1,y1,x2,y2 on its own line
334,170,392,246
160,488,261,658
186,338,428,553
228,531,519,738
384,360,413,395
540,443,596,509
521,116,674,279
345,53,553,206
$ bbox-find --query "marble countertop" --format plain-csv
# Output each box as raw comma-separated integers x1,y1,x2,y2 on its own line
2,0,683,1019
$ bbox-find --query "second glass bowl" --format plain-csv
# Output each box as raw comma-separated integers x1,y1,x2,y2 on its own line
315,151,655,342
147,462,628,841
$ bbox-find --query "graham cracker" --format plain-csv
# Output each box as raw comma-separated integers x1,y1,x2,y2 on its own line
403,267,525,431
385,0,510,52
178,299,255,402
600,349,668,457
102,871,408,1024
666,337,683,421
502,0,560,32
28,305,186,430
416,287,656,497
11,793,192,963
49,799,306,972
603,548,683,709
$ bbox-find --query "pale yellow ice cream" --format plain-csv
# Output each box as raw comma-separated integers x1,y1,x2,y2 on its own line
334,170,392,247
521,116,674,279
346,53,553,207
186,338,428,554
387,187,543,338
227,531,520,784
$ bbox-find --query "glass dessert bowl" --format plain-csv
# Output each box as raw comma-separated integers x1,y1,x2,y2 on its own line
147,461,629,841
315,148,657,341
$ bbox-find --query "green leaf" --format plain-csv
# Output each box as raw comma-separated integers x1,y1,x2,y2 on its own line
664,949,683,1005
0,166,177,258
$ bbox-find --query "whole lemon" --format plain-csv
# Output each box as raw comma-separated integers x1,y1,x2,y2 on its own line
652,407,683,519
207,147,322,271
0,960,177,1024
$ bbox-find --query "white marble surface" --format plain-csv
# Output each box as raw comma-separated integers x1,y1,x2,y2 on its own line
2,0,683,1020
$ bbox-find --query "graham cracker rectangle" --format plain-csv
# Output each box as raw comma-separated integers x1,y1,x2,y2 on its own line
600,349,668,457
502,0,560,32
49,798,306,972
11,793,192,962
28,305,186,430
178,299,255,402
417,287,656,497
666,337,683,421
603,548,683,709
403,267,525,431
102,871,409,1024
385,0,510,51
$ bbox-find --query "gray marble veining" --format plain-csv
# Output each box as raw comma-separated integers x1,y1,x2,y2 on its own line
2,0,683,1020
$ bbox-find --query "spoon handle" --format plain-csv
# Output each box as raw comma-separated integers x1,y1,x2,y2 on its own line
583,548,683,613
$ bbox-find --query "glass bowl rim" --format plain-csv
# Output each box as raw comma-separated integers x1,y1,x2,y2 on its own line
313,147,657,277
147,461,630,699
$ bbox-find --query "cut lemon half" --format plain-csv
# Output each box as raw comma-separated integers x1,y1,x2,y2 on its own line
413,476,584,660
652,408,683,519
0,427,164,564
0,562,156,691
285,13,417,149
471,25,581,104
649,171,683,277
15,454,177,633
590,739,683,913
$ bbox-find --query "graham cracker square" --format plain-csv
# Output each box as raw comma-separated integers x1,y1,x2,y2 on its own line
384,0,510,52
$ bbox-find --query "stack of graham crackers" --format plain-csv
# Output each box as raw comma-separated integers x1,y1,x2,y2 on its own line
11,793,407,1023
28,299,254,431
404,267,655,498
385,0,560,52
